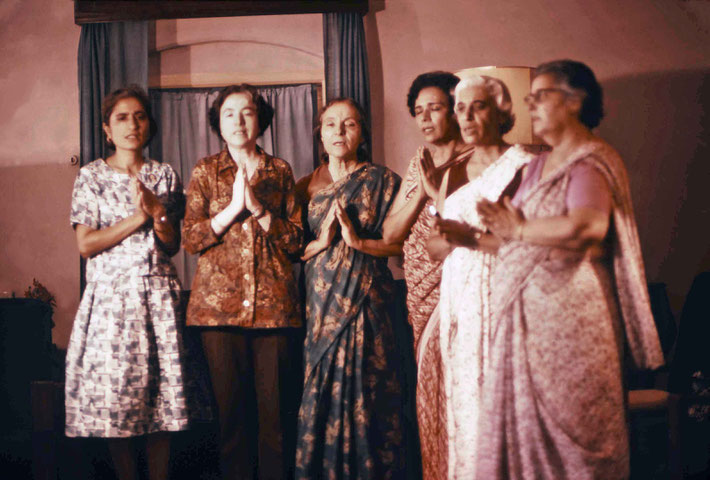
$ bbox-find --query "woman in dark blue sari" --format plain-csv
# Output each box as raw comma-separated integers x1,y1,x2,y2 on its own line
295,98,405,479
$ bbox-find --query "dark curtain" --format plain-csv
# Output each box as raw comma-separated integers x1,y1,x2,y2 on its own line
78,21,148,292
78,22,148,167
323,12,371,144
149,84,319,288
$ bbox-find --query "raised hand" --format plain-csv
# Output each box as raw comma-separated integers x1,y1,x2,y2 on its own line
230,166,246,215
334,201,360,249
132,177,159,223
417,146,440,199
435,217,483,248
242,167,262,215
477,196,524,240
318,203,339,247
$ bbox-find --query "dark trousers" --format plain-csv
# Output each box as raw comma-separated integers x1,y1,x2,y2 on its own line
201,328,300,480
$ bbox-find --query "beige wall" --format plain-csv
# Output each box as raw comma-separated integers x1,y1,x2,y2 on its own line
150,15,324,88
2,0,709,348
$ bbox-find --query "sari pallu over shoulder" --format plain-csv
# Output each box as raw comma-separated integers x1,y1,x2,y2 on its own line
491,139,663,370
297,163,404,479
477,138,664,479
302,163,400,384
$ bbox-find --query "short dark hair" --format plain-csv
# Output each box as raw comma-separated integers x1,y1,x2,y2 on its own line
314,97,371,163
534,59,604,129
208,84,274,139
406,71,460,117
101,85,157,148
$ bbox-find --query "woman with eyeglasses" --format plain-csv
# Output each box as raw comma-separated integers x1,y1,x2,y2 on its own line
475,59,663,479
425,75,532,479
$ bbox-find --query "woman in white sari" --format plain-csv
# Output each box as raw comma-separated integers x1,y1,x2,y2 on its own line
427,75,532,478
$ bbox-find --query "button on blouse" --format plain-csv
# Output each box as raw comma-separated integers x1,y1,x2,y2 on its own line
182,149,303,328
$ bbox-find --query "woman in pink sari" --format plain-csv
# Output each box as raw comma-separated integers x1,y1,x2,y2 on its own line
476,59,663,479
382,71,473,479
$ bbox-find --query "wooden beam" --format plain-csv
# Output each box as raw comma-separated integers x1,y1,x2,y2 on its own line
75,1,369,24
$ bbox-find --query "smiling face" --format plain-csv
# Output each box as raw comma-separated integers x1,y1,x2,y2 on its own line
320,101,363,162
454,84,502,145
219,92,260,150
413,86,455,145
102,97,150,152
528,73,580,138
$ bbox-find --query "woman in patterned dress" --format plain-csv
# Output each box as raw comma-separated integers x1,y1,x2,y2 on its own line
381,71,473,480
182,84,303,480
475,60,663,479
294,98,405,479
426,75,532,478
66,86,200,480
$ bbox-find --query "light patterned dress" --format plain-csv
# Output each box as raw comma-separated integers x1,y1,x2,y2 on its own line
438,145,531,478
65,158,207,438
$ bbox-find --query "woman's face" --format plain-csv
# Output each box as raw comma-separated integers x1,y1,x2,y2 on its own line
527,73,579,138
320,101,363,161
454,84,502,145
219,92,260,150
103,97,150,152
413,86,454,145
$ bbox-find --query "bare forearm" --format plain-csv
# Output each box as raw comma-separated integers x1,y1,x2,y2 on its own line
301,238,327,261
76,214,146,258
154,219,180,256
210,203,242,236
426,234,453,261
352,238,403,257
518,209,608,250
382,189,427,243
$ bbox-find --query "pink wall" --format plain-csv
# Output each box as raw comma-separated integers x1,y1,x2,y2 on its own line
2,0,709,348
0,0,81,348
366,0,710,312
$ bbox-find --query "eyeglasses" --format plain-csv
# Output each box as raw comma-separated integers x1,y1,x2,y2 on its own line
523,88,579,106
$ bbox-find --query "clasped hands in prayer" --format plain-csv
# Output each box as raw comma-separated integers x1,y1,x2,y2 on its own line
228,161,263,217
432,197,524,248
130,174,167,226
414,145,526,254
313,200,361,251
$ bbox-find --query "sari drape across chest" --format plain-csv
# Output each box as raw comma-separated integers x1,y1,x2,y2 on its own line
296,164,405,480
401,147,473,480
476,139,663,480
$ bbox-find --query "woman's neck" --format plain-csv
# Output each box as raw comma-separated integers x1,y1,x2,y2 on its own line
544,122,593,169
227,144,260,169
106,149,144,174
327,155,362,182
428,136,468,167
471,140,509,164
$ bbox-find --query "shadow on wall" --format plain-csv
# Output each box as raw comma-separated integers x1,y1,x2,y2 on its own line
599,68,710,313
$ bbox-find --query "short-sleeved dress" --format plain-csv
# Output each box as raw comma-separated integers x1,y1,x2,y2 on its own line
65,158,206,438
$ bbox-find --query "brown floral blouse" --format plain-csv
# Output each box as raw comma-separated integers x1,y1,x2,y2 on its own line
182,148,303,328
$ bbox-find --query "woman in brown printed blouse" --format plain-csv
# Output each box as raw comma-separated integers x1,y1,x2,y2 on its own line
182,84,303,480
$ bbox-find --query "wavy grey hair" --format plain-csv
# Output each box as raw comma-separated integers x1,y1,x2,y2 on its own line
454,75,515,135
